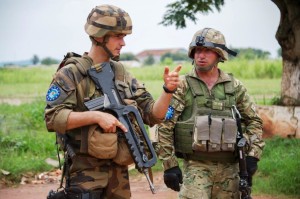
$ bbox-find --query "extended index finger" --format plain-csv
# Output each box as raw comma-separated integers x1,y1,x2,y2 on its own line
164,66,170,75
173,65,182,73
117,121,128,133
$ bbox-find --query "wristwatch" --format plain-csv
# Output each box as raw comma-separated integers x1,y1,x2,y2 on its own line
163,84,177,93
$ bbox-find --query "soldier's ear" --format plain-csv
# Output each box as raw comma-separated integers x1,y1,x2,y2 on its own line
218,57,224,63
94,37,104,43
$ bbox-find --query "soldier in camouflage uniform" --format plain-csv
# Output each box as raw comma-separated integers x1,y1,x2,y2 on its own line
44,4,181,199
155,28,265,199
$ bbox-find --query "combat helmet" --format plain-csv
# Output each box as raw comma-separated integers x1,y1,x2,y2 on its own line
188,28,237,62
85,4,132,37
84,5,132,61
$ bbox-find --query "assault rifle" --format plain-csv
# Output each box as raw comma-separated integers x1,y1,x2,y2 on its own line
232,105,252,199
84,62,157,194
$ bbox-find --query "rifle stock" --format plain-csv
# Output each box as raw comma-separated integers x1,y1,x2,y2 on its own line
85,62,157,193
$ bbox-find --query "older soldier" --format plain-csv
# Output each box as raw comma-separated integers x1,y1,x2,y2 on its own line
44,4,181,199
155,28,265,199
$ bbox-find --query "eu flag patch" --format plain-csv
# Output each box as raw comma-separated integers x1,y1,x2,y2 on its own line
165,106,175,120
46,85,61,101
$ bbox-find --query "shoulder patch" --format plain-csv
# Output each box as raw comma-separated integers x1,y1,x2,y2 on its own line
46,85,61,101
165,106,175,120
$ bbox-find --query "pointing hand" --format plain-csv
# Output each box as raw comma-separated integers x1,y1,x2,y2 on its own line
163,65,182,93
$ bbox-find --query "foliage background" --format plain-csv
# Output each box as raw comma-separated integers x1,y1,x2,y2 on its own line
0,59,299,197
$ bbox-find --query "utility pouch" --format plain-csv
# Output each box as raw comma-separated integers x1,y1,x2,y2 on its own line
208,118,222,152
222,118,237,151
192,116,210,152
88,124,118,159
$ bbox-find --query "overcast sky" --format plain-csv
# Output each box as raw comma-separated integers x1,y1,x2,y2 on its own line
0,0,280,62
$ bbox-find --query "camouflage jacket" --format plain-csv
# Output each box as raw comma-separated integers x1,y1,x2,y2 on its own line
44,53,161,154
156,68,265,170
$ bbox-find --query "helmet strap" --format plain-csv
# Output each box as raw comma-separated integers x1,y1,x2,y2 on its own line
90,36,120,61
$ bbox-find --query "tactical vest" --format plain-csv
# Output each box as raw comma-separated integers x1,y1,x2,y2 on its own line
56,52,131,155
174,74,238,162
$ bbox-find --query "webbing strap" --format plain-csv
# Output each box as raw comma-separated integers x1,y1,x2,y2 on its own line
80,126,89,154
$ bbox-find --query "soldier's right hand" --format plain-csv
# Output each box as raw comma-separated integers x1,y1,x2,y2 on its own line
95,111,127,133
163,166,183,192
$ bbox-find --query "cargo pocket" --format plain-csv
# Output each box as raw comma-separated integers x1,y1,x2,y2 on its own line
192,116,210,152
222,118,237,151
208,117,223,152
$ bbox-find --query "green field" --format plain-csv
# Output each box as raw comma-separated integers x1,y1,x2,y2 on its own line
1,59,299,197
0,59,281,104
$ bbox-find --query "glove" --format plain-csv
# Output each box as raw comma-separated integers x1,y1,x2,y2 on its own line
246,156,258,186
163,166,183,192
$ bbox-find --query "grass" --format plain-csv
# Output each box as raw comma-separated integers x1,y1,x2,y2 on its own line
1,59,299,197
0,61,281,105
0,100,57,183
253,137,300,196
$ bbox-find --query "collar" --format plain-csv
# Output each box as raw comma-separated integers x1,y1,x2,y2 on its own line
188,68,232,84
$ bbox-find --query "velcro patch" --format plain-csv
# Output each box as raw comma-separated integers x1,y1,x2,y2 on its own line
46,84,69,106
165,106,175,120
46,85,61,101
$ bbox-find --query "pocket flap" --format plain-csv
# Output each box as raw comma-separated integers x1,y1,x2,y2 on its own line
210,118,223,144
194,116,210,140
223,118,237,143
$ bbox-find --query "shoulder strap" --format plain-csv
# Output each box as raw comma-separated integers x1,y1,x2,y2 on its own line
57,52,92,76
110,60,126,82
57,52,82,71
185,75,205,97
224,73,236,107
224,73,235,94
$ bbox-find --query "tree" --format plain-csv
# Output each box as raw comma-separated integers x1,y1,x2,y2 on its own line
277,48,282,58
160,0,300,106
31,54,39,65
272,0,300,105
160,52,191,62
120,53,137,61
231,48,271,60
41,57,59,65
143,55,155,66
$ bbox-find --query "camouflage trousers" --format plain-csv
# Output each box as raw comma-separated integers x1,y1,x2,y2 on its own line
179,160,240,199
68,155,131,199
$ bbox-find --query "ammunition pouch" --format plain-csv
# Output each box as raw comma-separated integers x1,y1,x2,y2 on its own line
192,115,237,152
88,125,118,159
174,115,238,162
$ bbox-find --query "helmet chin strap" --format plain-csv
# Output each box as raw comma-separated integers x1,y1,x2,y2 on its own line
90,36,120,61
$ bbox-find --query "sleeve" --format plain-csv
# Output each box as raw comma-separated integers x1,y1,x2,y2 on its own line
125,71,162,126
155,77,187,170
234,79,265,159
44,66,77,133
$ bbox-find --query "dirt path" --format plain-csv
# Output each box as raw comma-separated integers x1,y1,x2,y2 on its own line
0,172,286,199
0,172,176,199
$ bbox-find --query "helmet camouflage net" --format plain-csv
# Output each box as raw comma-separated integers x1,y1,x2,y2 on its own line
188,28,237,61
85,4,132,38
